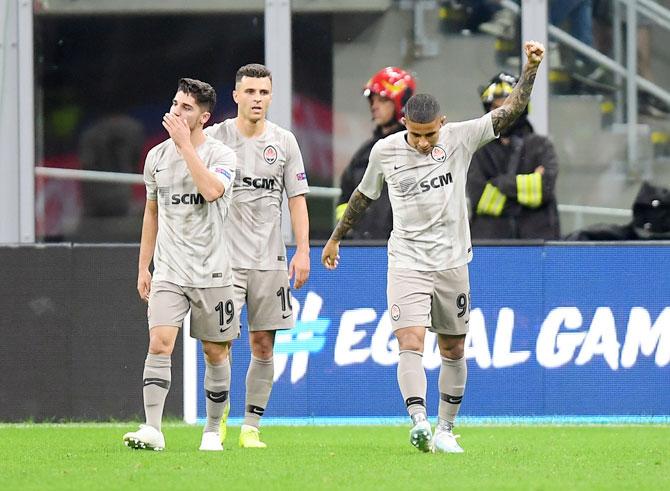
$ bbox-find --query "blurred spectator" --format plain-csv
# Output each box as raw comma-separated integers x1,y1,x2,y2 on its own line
467,73,560,239
439,1,500,34
479,1,518,41
480,1,592,46
631,21,670,117
550,0,607,91
336,67,416,240
73,115,145,242
550,0,593,48
480,1,608,92
564,182,670,240
593,0,670,117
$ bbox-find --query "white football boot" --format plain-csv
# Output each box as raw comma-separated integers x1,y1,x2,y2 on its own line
123,424,165,451
432,427,464,453
409,419,433,452
199,432,224,451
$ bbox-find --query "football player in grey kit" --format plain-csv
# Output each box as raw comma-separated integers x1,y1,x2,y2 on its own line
323,42,545,453
206,64,310,448
123,78,238,452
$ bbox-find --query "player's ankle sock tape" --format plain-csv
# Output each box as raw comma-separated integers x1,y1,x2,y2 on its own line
244,356,274,426
143,354,171,431
204,361,231,433
438,355,467,424
397,350,427,417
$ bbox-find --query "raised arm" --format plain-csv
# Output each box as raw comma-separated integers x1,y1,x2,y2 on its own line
491,41,545,136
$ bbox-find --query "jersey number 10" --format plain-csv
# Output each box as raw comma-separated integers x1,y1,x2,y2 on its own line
276,286,292,312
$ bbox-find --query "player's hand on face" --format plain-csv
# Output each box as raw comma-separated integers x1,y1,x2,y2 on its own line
137,269,152,303
524,40,545,67
289,250,310,290
321,239,340,270
162,113,191,148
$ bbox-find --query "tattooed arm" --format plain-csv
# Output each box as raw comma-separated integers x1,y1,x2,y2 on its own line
491,41,545,135
321,190,373,269
331,190,373,241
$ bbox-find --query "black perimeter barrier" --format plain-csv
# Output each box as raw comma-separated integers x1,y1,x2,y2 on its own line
0,241,527,421
0,244,182,422
3,239,667,421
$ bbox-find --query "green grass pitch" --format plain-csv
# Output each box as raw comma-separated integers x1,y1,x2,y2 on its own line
0,424,668,490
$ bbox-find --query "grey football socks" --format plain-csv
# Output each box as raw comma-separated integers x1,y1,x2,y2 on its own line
203,360,231,434
243,356,274,428
438,355,467,431
397,350,427,419
143,353,171,431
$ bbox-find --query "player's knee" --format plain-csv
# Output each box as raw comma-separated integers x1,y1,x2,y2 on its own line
148,325,178,355
437,334,465,360
148,341,173,356
148,335,174,355
202,341,230,364
250,332,275,359
396,332,424,352
438,337,465,359
441,346,464,360
252,346,273,359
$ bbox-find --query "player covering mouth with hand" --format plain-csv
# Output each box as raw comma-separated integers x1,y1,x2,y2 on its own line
124,78,238,452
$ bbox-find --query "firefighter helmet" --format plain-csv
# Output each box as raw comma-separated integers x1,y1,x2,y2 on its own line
363,67,416,121
480,72,518,112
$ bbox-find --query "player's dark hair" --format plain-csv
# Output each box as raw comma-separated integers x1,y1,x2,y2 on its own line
405,93,441,123
236,63,273,84
178,78,216,113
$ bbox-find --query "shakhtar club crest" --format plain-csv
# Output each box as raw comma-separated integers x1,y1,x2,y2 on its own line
263,145,278,164
431,145,446,163
391,304,401,321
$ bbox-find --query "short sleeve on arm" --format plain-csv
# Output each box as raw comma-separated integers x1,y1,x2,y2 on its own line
284,132,310,198
209,144,236,192
462,113,497,153
356,141,384,201
143,148,157,201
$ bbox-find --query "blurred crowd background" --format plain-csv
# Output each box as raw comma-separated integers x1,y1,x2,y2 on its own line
5,0,669,243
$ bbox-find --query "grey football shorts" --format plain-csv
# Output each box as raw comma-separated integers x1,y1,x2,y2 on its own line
147,280,240,342
387,264,471,335
233,269,295,331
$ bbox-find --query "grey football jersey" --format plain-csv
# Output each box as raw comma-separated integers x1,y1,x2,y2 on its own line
205,119,309,270
358,113,496,271
144,136,236,287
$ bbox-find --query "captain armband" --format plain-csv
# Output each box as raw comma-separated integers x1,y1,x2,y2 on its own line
516,172,543,208
476,183,507,216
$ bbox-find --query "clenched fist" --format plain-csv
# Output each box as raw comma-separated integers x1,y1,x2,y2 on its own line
524,41,545,68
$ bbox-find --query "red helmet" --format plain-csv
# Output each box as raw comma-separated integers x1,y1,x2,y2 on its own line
363,67,416,121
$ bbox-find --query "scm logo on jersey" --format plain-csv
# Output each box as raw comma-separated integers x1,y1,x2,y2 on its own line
263,145,278,165
243,176,276,190
419,172,453,192
171,193,205,205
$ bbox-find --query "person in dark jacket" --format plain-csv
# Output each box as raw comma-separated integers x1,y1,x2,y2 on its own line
336,67,416,240
564,181,670,240
467,72,560,239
